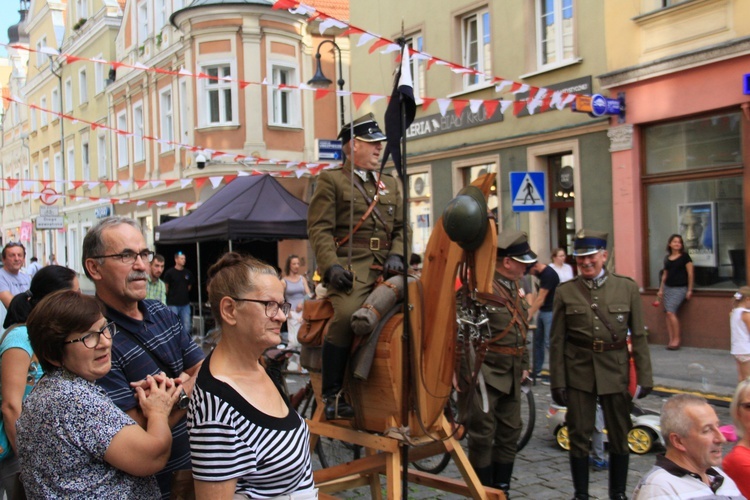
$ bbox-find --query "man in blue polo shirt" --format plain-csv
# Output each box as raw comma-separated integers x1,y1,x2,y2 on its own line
83,217,204,499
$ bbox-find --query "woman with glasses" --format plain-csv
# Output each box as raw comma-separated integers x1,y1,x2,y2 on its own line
722,377,750,498
188,252,316,499
0,265,79,499
16,290,179,498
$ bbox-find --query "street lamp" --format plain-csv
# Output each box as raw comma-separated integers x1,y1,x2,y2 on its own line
308,39,346,128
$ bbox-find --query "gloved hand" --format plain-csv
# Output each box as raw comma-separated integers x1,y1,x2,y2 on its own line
383,255,405,277
637,386,653,399
551,387,568,407
325,265,354,292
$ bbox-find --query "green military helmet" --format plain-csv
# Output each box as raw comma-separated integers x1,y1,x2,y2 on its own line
441,186,489,251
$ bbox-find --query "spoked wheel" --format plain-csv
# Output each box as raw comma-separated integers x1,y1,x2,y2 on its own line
308,400,362,468
517,379,536,451
556,425,571,451
628,427,655,455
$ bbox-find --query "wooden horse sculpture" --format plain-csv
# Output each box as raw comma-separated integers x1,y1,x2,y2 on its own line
308,173,504,499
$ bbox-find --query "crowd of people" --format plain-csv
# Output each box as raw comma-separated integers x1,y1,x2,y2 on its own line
0,112,746,498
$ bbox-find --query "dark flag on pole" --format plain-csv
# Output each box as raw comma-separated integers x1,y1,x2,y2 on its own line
381,43,416,179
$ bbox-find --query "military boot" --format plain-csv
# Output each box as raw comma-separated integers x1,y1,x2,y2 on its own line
570,455,590,500
492,462,514,499
609,452,629,500
473,464,493,487
321,342,354,420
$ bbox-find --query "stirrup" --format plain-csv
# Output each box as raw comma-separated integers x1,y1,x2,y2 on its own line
325,391,354,420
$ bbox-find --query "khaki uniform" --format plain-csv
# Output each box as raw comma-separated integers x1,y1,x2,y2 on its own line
550,272,653,456
467,273,530,467
307,163,407,347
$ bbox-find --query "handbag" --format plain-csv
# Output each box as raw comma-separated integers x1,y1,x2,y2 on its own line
299,298,334,347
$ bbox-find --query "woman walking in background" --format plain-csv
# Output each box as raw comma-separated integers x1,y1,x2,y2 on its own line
657,234,694,350
730,287,750,382
549,248,574,283
282,255,310,372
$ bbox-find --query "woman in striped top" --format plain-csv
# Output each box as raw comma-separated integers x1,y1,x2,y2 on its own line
188,253,316,499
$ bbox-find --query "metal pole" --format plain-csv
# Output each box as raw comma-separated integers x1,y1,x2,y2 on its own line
196,241,203,338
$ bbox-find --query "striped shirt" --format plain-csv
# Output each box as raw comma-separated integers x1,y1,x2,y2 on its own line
188,352,315,498
97,299,205,499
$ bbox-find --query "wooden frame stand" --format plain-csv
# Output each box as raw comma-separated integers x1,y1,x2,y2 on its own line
308,412,506,500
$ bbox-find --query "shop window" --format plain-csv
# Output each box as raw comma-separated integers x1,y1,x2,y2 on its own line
644,111,745,290
408,169,432,257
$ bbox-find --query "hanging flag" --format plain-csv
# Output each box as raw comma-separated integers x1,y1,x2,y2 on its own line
381,42,416,178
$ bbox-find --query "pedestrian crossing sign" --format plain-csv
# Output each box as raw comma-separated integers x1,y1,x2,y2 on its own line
510,172,546,212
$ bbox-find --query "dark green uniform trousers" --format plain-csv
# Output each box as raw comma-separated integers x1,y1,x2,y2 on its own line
566,387,632,457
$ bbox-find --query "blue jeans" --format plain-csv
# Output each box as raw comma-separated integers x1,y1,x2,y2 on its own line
169,304,192,337
533,310,553,377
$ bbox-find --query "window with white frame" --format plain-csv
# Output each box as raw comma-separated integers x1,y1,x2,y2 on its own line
405,34,425,104
155,0,166,29
95,57,105,94
117,111,128,167
36,36,48,67
97,133,107,178
30,106,36,131
160,88,174,151
51,88,60,113
79,68,88,104
202,64,234,125
64,78,73,111
54,153,63,181
68,227,79,273
133,102,144,161
42,158,50,179
269,64,299,127
536,0,575,68
40,96,48,126
461,8,492,89
75,0,88,20
82,139,90,179
67,145,75,185
137,2,149,46
179,79,188,139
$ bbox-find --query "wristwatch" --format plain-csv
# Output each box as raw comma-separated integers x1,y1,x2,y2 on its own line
176,388,189,410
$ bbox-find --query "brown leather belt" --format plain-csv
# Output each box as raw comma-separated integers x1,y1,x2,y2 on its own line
567,336,627,352
344,237,392,251
487,345,526,357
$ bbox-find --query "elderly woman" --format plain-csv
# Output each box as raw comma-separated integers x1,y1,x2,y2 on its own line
188,252,315,499
16,290,179,498
0,266,79,499
723,378,750,498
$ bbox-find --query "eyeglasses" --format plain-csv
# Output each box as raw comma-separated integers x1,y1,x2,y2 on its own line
91,250,155,265
230,298,291,318
64,321,116,349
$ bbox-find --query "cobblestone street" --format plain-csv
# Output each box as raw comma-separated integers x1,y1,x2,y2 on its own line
286,372,733,500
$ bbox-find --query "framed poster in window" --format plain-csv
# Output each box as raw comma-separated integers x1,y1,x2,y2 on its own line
677,202,716,267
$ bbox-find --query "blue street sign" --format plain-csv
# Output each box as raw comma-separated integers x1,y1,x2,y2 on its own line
744,73,750,95
316,139,343,161
510,172,546,212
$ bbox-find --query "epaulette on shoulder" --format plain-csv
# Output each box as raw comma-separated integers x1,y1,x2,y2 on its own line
611,272,636,283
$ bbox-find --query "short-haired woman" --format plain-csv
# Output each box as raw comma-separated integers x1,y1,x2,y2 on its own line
189,252,315,499
17,291,179,498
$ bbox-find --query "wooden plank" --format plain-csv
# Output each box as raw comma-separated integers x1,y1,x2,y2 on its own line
407,470,506,500
313,452,386,484
307,421,400,453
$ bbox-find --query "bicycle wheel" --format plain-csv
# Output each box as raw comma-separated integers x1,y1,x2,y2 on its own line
517,379,536,451
412,451,452,474
309,400,362,468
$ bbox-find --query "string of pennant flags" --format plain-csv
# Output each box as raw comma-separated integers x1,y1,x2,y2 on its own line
0,0,584,120
1,94,337,192
4,185,201,210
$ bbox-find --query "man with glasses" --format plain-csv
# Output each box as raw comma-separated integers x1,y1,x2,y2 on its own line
633,394,742,499
82,217,204,499
0,242,31,310
550,229,653,500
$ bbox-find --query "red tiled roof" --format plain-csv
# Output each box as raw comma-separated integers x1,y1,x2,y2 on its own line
305,0,348,22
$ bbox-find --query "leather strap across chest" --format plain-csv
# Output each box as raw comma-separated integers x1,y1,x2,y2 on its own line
334,171,393,249
476,279,529,346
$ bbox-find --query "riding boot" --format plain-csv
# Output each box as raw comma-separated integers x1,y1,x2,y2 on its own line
608,452,629,500
492,462,513,499
321,342,355,420
474,464,493,487
570,455,590,500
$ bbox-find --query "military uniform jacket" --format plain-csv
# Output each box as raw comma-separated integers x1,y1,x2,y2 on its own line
550,272,654,395
307,163,408,284
479,273,530,396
